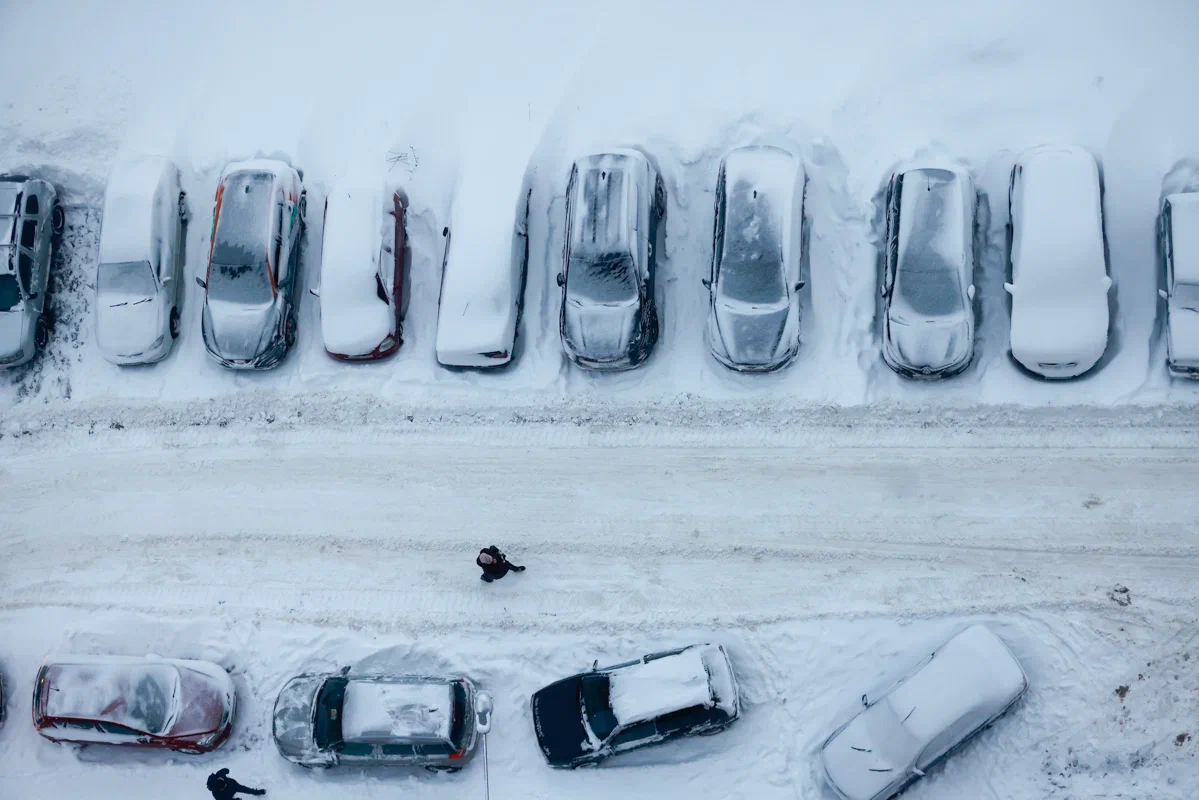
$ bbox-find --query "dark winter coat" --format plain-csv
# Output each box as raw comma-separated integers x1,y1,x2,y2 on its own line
478,546,510,579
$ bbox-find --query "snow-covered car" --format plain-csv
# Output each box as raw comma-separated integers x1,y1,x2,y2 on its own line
1158,192,1199,378
0,175,63,368
94,157,188,365
273,671,492,770
704,145,804,372
196,159,306,369
314,183,406,360
819,625,1028,800
33,655,236,753
531,643,740,768
557,149,664,370
1005,146,1112,378
881,162,977,378
435,182,531,368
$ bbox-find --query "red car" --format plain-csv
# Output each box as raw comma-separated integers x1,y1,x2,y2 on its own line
315,182,407,360
33,655,236,753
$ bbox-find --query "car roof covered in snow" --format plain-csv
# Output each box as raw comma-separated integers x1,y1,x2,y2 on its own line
569,151,648,257
319,181,394,355
99,157,175,265
1167,192,1199,284
42,657,183,735
341,679,455,743
718,145,803,274
608,645,718,725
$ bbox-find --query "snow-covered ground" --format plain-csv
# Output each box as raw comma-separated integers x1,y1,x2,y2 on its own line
2,1,1199,799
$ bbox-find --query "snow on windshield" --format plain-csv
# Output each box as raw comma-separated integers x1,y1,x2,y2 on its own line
893,171,963,318
98,261,155,303
719,179,785,306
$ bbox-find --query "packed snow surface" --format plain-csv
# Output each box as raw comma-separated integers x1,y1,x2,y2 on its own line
341,681,453,742
608,649,714,725
319,182,393,355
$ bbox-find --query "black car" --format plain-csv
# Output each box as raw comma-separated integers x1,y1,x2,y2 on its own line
531,643,740,768
556,149,664,370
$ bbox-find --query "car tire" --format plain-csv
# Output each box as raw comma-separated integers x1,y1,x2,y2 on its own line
169,307,181,339
34,317,48,350
51,203,65,236
299,192,308,227
654,179,666,219
424,765,462,774
177,191,188,221
284,314,296,348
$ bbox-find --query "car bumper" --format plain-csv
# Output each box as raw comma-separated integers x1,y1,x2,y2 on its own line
1167,360,1199,379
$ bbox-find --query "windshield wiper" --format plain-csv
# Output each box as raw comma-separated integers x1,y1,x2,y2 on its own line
850,746,872,753
131,298,152,305
868,768,894,773
902,706,916,723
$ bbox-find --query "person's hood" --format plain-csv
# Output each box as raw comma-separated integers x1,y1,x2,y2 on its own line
531,677,594,766
272,675,325,762
711,300,791,368
820,710,904,800
96,294,163,357
0,311,26,358
563,301,638,363
205,298,281,363
886,313,971,374
1168,305,1199,368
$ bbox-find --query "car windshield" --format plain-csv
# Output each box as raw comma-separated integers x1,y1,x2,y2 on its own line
580,674,618,741
313,678,348,749
209,172,274,306
98,261,156,305
719,181,786,305
568,253,637,306
1174,282,1199,311
0,271,19,312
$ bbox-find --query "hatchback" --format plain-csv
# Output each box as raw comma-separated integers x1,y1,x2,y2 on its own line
1158,192,1199,378
0,175,63,367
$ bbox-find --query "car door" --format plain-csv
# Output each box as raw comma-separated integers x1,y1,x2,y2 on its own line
18,196,44,313
608,720,658,755
333,741,377,764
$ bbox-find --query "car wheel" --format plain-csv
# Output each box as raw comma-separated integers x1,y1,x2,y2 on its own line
51,203,65,236
169,307,181,339
177,191,188,221
172,747,203,755
285,314,296,348
424,765,461,774
299,192,308,227
654,179,666,219
34,318,48,350
699,724,729,736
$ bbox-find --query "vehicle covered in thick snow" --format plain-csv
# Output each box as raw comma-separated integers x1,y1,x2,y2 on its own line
94,157,188,365
273,670,492,770
197,159,306,369
881,162,977,378
0,175,63,368
820,624,1027,800
531,643,740,768
315,182,406,360
435,178,531,368
1005,146,1112,379
1159,192,1199,378
704,146,805,372
33,655,236,753
557,149,664,370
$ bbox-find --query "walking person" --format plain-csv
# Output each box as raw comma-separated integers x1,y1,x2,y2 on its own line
207,768,265,800
477,545,525,583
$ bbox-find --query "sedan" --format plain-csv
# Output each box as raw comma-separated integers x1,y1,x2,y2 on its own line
820,625,1027,800
0,175,63,368
95,157,188,365
197,159,306,369
881,163,976,378
531,643,739,768
1005,146,1112,378
33,655,236,753
557,149,664,370
1159,192,1199,378
704,146,805,372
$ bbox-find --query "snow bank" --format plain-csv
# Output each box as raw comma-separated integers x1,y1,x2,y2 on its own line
319,182,394,356
609,649,714,725
341,681,453,742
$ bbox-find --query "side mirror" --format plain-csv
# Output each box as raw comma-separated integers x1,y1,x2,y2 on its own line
1003,282,1014,295
701,278,711,290
556,273,565,288
967,284,975,301
794,280,805,292
195,276,207,290
912,767,926,778
28,292,38,300
880,282,888,297
340,665,351,676
861,693,868,707
442,226,449,237
1159,288,1169,301
1101,275,1113,293
591,659,599,672
310,285,321,298
474,691,494,735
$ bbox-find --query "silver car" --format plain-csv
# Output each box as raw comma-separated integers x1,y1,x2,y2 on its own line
704,146,805,372
197,159,306,369
95,158,188,365
820,624,1028,800
273,670,492,771
1158,191,1199,378
881,163,976,378
0,176,63,368
557,149,664,370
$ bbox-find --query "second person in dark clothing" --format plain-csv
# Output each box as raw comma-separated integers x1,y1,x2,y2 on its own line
477,545,525,582
207,768,265,799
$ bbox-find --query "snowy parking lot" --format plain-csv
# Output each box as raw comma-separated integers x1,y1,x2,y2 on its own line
2,0,1199,798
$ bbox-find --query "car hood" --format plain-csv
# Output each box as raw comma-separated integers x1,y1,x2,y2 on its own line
531,677,594,766
96,295,162,356
821,710,904,800
563,301,638,362
0,311,25,356
205,299,280,363
1169,305,1199,367
273,675,325,761
712,301,790,367
1010,295,1108,374
887,314,970,373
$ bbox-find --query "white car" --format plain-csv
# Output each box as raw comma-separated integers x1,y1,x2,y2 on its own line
1159,192,1199,378
314,181,405,360
95,158,187,365
435,180,531,368
820,625,1028,800
1005,146,1112,378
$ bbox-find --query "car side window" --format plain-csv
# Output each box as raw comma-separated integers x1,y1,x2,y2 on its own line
609,720,656,750
419,742,453,757
380,743,418,757
97,722,141,737
59,720,95,731
18,251,33,291
336,741,374,757
20,220,37,249
273,203,284,277
25,194,38,215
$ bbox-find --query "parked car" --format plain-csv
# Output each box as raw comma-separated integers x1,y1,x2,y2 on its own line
33,655,236,753
435,179,531,368
273,670,492,770
1005,146,1112,378
314,182,406,360
557,149,664,370
196,159,306,369
881,163,977,378
95,157,188,365
531,643,739,768
820,624,1028,800
1158,192,1199,378
704,146,805,372
0,175,63,368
